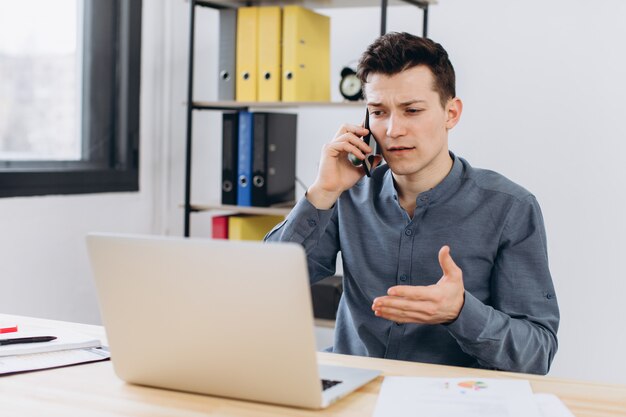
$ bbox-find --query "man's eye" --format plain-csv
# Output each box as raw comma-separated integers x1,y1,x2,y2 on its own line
406,108,423,114
370,110,384,117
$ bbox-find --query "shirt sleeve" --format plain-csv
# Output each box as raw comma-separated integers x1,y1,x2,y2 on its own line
444,194,560,375
264,196,340,284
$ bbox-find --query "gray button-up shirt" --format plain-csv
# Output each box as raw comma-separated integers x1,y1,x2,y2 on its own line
265,153,559,374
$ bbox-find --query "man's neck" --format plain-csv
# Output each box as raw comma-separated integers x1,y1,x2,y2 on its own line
393,153,454,212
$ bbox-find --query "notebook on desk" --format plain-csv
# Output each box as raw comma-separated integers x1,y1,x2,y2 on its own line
86,233,380,409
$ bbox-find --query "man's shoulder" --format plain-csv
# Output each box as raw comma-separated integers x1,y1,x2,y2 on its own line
460,158,534,202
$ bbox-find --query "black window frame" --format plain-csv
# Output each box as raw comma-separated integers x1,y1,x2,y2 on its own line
0,0,142,197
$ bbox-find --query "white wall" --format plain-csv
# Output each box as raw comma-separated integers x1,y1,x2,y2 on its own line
165,0,626,384
425,0,626,385
0,1,169,325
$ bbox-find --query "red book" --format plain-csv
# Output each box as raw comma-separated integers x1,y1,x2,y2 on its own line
212,215,230,239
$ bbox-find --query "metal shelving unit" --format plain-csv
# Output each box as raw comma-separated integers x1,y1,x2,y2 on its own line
183,0,435,237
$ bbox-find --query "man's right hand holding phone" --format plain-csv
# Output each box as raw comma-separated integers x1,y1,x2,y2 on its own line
306,124,375,210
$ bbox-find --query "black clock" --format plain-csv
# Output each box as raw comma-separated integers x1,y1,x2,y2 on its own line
339,67,363,101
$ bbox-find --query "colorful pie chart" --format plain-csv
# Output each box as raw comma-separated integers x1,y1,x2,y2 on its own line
458,380,488,391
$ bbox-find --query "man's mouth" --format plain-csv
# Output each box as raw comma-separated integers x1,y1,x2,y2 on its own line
387,146,415,152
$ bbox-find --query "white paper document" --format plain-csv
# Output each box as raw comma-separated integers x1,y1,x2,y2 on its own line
534,393,575,417
373,377,542,417
0,323,107,375
0,347,110,375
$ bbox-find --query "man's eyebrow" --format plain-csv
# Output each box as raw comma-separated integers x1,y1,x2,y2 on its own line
367,99,427,107
399,99,427,106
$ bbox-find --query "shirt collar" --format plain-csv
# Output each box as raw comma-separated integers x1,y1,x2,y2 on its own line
381,166,399,201
381,151,464,205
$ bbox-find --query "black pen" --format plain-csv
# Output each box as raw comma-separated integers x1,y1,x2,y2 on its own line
0,336,57,346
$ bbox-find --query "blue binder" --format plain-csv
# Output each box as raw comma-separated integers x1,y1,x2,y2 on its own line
237,111,254,206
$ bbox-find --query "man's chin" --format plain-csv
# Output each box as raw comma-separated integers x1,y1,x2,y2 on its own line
387,162,419,176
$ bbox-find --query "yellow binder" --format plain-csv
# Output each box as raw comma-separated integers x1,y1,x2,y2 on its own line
228,215,284,241
257,6,282,102
282,6,330,102
236,7,258,101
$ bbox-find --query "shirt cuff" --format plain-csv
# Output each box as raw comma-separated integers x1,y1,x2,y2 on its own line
444,290,493,342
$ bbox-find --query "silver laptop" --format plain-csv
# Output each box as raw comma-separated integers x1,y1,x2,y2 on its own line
86,233,380,409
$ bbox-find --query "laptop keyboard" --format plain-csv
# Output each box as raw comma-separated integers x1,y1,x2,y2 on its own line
321,379,342,391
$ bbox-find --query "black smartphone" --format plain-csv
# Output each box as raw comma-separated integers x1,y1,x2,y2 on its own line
348,108,380,177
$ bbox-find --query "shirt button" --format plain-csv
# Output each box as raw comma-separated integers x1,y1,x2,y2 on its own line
404,228,413,236
307,219,317,227
400,274,407,282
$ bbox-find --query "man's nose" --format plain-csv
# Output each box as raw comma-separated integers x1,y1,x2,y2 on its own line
386,113,406,138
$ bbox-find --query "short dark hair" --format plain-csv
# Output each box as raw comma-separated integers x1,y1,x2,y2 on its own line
357,32,456,108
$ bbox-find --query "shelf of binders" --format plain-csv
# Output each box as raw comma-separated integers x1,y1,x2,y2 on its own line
184,0,434,237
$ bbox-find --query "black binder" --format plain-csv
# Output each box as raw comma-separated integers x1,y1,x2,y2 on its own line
221,112,239,205
251,112,297,207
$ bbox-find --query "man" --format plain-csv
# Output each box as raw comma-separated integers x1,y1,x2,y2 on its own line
265,32,559,374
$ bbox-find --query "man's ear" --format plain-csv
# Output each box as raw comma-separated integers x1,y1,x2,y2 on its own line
445,97,463,130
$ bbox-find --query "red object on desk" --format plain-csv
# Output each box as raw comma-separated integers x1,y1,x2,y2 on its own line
0,324,18,334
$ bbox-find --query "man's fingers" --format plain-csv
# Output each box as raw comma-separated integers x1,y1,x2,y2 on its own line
438,245,461,278
386,285,433,300
372,302,434,323
332,132,372,152
373,295,422,312
335,124,369,140
334,124,371,152
326,140,368,160
373,294,438,317
340,131,372,151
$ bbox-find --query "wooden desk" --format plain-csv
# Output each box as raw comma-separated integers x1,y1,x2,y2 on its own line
1,314,624,417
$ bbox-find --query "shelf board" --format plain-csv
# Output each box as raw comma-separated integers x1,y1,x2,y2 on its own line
190,203,295,216
196,0,436,9
191,100,365,110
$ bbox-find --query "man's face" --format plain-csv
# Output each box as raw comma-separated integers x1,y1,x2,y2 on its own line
364,65,460,179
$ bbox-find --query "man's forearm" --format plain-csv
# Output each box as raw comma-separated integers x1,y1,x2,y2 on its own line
445,292,559,375
264,197,328,246
264,197,340,284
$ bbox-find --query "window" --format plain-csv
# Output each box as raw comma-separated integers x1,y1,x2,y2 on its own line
0,0,141,197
